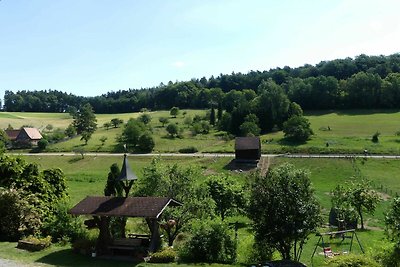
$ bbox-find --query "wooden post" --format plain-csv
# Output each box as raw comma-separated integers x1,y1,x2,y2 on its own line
147,218,161,252
94,216,112,255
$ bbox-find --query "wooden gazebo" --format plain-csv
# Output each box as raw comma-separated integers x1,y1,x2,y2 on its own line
69,196,181,254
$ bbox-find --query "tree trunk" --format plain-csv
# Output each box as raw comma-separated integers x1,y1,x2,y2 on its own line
358,208,364,229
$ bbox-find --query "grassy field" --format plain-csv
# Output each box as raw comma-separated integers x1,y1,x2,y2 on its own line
0,154,392,266
2,109,400,154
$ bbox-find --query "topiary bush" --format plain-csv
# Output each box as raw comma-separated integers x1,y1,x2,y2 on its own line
323,254,380,267
178,219,236,263
149,247,177,263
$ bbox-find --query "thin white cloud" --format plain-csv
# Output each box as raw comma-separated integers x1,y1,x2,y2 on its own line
172,61,185,68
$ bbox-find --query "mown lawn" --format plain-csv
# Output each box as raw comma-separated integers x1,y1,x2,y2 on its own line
2,109,400,154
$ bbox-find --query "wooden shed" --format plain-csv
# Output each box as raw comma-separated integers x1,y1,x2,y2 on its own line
235,136,261,163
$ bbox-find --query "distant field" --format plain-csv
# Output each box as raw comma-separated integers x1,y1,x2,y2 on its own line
2,109,400,154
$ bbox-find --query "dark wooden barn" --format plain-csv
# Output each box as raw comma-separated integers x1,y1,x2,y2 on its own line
234,136,261,163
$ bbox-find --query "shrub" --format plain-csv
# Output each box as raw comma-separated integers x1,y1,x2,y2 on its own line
372,131,380,143
0,187,42,241
37,139,48,150
166,123,179,137
18,235,52,251
191,123,202,136
138,132,155,153
43,202,87,242
324,254,380,267
372,242,400,267
178,219,236,263
178,147,198,153
149,247,177,263
138,113,152,125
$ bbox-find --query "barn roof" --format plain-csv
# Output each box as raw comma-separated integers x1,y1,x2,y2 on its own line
69,196,181,218
22,128,42,140
235,136,260,150
5,130,20,141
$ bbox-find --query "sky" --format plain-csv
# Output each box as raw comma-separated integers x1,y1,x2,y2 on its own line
1,0,400,98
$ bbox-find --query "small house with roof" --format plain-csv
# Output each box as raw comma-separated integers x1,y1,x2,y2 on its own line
235,136,261,163
5,127,43,146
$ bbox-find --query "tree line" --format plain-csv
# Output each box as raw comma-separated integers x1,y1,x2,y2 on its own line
4,53,400,114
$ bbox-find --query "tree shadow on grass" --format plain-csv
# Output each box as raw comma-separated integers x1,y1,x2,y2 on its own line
305,109,400,116
277,138,307,147
35,249,140,267
223,159,258,172
68,157,84,164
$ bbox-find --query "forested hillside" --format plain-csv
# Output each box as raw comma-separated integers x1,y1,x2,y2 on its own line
4,53,400,113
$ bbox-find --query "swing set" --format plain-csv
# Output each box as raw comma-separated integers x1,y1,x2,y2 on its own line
311,229,364,261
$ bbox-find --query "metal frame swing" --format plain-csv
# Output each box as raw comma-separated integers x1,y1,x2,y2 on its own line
311,229,364,261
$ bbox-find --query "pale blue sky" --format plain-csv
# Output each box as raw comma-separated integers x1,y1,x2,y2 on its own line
1,0,399,97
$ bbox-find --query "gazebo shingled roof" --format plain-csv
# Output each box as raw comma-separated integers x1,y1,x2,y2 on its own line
69,196,181,218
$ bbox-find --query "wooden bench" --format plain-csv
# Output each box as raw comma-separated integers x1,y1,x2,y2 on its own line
108,238,142,255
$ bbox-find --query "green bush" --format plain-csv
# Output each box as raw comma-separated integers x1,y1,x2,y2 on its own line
0,187,42,241
37,139,48,150
17,235,52,251
178,219,236,263
372,242,400,267
178,146,198,153
149,247,176,263
138,132,155,153
24,235,52,246
372,131,380,143
43,202,87,242
324,254,380,267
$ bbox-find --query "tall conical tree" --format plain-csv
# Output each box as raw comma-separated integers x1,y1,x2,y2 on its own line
210,106,216,126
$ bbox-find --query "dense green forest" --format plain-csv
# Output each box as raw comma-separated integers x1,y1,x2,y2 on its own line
4,53,400,114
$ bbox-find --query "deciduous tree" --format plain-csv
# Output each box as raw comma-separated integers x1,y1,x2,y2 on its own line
333,179,381,230
120,118,146,149
166,123,179,137
206,174,246,220
110,118,123,128
283,115,313,142
385,197,400,247
159,117,169,127
72,103,97,143
248,163,321,261
170,107,179,118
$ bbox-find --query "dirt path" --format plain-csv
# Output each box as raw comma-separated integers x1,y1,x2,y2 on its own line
259,156,271,177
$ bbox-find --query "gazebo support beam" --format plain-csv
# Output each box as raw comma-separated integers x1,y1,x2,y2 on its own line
146,218,161,252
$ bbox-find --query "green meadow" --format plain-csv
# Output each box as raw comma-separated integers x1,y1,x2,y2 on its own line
2,110,400,265
0,154,393,266
2,109,400,154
